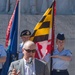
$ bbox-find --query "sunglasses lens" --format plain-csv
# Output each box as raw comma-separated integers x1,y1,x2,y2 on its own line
25,49,36,53
26,50,31,53
32,50,36,53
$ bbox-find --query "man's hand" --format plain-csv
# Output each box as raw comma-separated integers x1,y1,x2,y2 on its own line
11,69,20,75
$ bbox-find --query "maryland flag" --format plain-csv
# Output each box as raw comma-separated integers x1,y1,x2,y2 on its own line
30,1,55,62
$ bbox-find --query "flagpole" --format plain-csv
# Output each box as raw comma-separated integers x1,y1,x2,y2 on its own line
17,0,20,59
50,0,56,75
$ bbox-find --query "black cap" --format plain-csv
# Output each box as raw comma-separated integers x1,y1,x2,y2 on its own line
20,30,31,37
57,33,65,40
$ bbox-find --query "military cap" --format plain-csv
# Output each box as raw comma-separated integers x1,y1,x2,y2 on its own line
57,33,65,40
20,30,31,37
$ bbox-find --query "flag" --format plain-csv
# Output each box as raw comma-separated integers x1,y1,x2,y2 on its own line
1,0,19,75
30,1,55,62
5,1,19,47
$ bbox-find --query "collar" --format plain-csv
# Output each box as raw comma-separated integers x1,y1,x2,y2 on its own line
23,58,35,65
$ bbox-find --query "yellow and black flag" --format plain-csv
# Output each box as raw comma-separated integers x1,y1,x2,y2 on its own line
30,0,56,62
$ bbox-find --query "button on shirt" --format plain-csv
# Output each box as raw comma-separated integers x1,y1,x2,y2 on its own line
52,49,72,70
23,58,36,75
0,45,7,69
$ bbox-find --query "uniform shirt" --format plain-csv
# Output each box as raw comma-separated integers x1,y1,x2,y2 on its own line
52,48,72,70
23,58,36,75
18,42,24,59
0,45,7,69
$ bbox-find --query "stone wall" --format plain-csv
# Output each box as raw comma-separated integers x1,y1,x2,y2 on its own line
0,0,75,14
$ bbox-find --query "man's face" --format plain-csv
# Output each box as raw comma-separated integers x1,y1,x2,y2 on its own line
22,44,36,60
21,36,30,42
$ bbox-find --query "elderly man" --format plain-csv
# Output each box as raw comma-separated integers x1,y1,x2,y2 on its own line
8,40,50,75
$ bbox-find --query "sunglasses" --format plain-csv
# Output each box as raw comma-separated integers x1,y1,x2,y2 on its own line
23,49,36,53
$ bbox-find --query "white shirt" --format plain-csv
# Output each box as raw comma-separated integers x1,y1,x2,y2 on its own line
23,58,36,75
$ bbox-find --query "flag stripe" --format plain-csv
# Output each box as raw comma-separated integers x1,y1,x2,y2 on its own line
34,21,50,30
31,34,48,42
31,27,50,37
39,21,50,29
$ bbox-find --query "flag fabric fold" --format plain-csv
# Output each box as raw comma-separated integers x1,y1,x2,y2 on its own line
30,1,55,62
1,0,19,75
